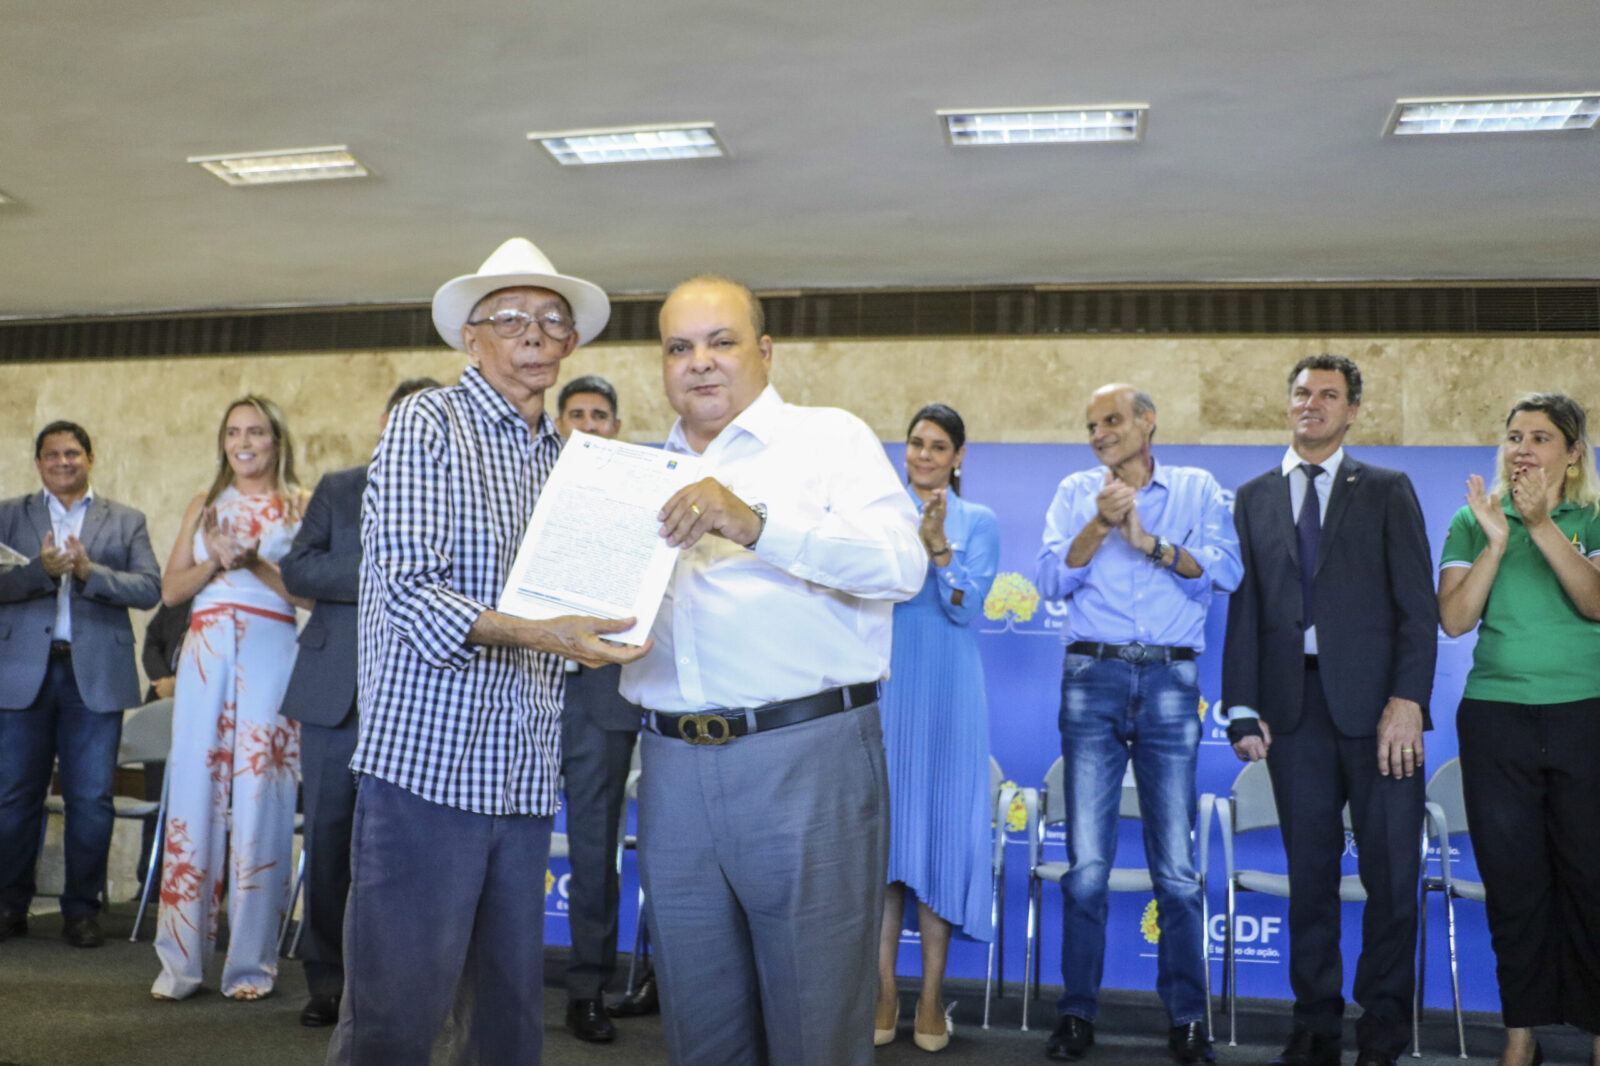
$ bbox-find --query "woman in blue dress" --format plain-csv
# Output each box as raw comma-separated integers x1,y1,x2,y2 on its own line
875,403,1001,1052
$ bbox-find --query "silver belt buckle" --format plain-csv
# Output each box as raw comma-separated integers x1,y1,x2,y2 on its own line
1118,641,1147,664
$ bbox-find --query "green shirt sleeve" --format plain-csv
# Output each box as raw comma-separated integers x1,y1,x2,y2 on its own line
1584,509,1600,558
1440,504,1483,567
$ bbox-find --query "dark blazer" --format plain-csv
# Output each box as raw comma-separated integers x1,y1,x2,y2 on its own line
1222,454,1438,736
0,491,162,712
280,467,365,728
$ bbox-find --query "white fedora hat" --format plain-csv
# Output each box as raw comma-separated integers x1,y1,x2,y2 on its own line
431,237,611,352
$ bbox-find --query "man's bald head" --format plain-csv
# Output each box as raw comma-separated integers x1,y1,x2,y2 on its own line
662,275,765,339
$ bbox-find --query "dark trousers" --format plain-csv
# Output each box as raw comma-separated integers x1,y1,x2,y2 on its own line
560,703,637,1001
299,710,359,998
1265,667,1423,1054
326,775,553,1066
0,658,123,917
1458,697,1600,1033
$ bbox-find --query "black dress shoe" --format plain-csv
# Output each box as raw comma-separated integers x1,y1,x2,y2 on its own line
1170,1022,1216,1064
566,998,616,1043
607,971,659,1018
1272,1029,1342,1066
1045,1015,1094,1061
300,993,341,1027
0,910,26,941
60,915,104,948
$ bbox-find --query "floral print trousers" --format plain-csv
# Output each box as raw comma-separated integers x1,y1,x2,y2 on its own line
152,604,300,1000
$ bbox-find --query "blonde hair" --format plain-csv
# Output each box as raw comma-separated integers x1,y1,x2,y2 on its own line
203,395,301,506
1490,392,1600,513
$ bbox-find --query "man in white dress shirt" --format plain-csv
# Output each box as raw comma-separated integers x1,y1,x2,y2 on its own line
620,276,926,1066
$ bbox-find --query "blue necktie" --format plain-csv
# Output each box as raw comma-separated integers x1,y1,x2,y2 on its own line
1298,463,1324,627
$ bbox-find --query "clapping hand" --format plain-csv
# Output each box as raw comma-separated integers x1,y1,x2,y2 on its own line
1094,470,1137,529
200,507,250,569
39,532,74,578
63,534,92,580
1509,465,1552,528
1465,474,1508,546
919,489,949,556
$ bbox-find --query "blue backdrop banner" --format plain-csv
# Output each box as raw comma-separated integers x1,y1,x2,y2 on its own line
547,439,1501,1014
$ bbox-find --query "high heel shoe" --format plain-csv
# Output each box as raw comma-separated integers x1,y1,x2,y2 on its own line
875,995,899,1046
912,1001,954,1053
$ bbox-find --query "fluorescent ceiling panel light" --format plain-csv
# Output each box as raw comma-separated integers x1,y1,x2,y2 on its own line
188,146,369,186
939,105,1147,146
528,123,725,165
1385,94,1600,136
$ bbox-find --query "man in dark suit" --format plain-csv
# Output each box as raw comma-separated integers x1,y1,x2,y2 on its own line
1223,354,1437,1066
0,421,162,947
280,377,439,1028
551,375,652,1043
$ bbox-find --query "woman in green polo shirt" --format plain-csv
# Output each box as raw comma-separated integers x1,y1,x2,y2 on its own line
1438,392,1600,1066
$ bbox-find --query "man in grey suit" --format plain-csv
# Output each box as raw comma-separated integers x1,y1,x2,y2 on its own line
552,375,651,1043
280,378,439,1027
0,421,161,947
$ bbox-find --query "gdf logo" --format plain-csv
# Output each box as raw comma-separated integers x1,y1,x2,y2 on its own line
1208,914,1282,944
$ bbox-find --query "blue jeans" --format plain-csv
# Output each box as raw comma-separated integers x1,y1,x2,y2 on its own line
1057,651,1206,1025
0,657,123,917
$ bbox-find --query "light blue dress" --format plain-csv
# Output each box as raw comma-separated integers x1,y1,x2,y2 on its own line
882,484,1001,940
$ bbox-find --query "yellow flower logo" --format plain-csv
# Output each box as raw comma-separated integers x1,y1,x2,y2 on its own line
1198,694,1209,722
984,572,1041,627
1141,899,1161,944
545,869,555,896
1003,781,1028,832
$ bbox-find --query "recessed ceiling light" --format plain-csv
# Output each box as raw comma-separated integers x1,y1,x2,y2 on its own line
0,189,12,205
939,106,1148,146
527,123,726,165
1385,94,1600,136
187,146,370,186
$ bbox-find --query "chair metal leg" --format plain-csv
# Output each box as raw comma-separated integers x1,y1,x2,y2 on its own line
1413,881,1429,1057
996,873,1007,1000
1444,891,1466,1059
278,847,306,954
624,888,649,995
1226,880,1238,1047
1202,888,1214,1042
983,866,1001,1029
129,805,166,942
1020,876,1040,1032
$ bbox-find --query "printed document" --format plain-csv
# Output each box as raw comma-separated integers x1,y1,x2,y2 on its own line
497,432,699,645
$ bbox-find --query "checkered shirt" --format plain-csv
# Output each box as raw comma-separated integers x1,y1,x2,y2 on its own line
351,365,565,815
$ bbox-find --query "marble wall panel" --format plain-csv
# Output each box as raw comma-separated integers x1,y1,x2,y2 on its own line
4,333,1598,689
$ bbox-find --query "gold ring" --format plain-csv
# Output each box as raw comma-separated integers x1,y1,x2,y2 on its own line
690,504,702,515
1401,747,1415,753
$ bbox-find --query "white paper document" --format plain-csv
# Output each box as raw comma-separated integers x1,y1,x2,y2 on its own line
0,541,28,567
496,432,700,646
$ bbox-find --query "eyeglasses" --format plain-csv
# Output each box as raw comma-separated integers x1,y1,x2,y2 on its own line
467,307,576,341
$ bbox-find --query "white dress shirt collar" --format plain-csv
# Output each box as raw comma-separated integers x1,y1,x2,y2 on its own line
1280,446,1345,480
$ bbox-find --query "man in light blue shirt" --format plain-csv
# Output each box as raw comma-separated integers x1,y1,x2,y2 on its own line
1034,384,1242,1064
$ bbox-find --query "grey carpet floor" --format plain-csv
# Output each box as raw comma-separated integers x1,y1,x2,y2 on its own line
0,904,1584,1066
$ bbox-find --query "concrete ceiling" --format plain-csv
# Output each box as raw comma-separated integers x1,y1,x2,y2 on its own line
2,0,1597,320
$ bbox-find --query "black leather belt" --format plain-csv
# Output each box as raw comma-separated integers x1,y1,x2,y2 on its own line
649,682,879,746
1067,641,1195,664
49,640,72,660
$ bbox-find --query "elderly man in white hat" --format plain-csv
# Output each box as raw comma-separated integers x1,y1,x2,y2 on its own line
327,239,649,1066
